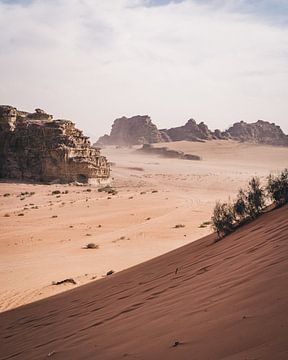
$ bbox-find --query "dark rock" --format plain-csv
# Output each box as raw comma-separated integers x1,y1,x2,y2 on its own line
138,144,201,161
52,278,77,285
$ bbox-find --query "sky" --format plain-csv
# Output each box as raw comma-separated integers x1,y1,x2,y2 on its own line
0,0,287,140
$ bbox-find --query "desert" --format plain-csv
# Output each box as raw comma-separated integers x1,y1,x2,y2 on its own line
0,139,287,313
1,1,288,358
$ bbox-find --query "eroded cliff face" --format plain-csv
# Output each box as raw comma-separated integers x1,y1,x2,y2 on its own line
0,105,110,184
162,119,216,142
96,115,169,146
95,115,288,147
224,120,288,146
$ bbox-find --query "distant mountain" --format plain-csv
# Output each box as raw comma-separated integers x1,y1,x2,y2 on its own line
95,116,288,147
96,115,169,146
224,120,288,147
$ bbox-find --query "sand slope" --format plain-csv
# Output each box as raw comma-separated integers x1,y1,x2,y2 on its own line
1,205,287,360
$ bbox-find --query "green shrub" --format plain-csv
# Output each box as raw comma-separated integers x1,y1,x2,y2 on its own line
267,169,288,207
212,201,235,238
245,177,266,219
233,189,247,221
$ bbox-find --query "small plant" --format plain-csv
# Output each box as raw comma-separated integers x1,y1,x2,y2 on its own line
98,185,117,195
52,190,61,195
85,243,99,249
212,201,235,239
245,177,265,219
51,215,58,218
3,193,10,197
174,224,185,228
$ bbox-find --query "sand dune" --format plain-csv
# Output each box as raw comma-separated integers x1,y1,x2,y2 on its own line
0,140,287,311
0,205,287,359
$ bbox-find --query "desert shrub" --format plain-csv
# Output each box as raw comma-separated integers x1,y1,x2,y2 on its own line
52,190,61,195
174,224,185,228
98,185,117,195
233,189,247,221
267,169,288,207
85,243,99,249
212,201,236,238
245,177,266,219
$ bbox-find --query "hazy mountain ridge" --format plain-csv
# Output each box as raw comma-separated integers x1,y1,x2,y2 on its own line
95,116,288,147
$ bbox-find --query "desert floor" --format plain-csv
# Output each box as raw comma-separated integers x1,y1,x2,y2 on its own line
0,140,287,312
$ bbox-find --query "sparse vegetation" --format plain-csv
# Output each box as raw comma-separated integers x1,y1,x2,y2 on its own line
3,193,10,197
84,243,99,249
52,190,61,195
199,221,212,228
174,224,185,228
98,185,117,195
212,171,288,240
267,168,288,207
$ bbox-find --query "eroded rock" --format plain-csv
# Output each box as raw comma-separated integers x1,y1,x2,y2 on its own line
0,105,110,184
96,115,169,146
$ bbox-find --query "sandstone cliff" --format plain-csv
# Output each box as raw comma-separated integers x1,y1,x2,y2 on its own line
0,105,110,184
224,120,288,146
96,115,287,147
162,119,216,142
96,115,169,146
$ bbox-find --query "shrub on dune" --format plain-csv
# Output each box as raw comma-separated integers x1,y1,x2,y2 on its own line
212,201,236,239
267,168,288,207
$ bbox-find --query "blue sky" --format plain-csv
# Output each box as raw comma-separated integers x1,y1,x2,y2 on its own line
0,0,287,138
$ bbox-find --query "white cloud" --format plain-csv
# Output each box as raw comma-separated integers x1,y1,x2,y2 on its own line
0,0,287,140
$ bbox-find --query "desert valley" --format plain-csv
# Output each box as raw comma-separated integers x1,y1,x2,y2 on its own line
0,104,288,359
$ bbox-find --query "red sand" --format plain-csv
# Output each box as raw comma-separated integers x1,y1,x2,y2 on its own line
0,205,287,360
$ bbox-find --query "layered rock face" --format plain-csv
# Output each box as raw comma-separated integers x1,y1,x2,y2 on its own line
224,120,288,146
0,105,110,184
96,115,169,146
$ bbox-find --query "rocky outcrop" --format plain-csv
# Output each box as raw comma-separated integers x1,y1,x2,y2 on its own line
96,115,287,147
96,115,169,146
162,119,215,142
0,105,110,184
138,144,201,161
224,120,288,146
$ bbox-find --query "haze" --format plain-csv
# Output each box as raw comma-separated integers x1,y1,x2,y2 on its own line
0,0,287,140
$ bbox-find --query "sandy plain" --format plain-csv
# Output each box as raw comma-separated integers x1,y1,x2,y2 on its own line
0,140,287,312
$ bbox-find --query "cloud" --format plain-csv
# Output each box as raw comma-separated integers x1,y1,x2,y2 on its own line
0,0,287,140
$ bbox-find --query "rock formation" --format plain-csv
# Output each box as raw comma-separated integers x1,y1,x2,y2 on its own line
96,115,288,147
162,119,215,142
224,120,288,146
96,115,169,146
138,144,201,160
0,105,110,184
